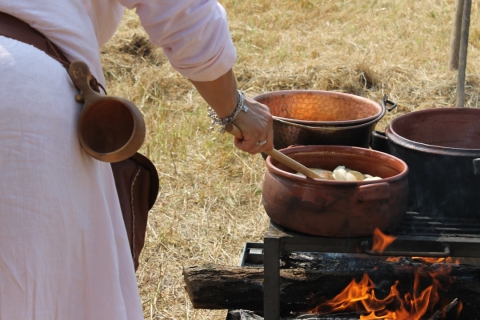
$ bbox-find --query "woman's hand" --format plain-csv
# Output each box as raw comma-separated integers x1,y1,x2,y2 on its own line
230,95,274,154
189,68,274,155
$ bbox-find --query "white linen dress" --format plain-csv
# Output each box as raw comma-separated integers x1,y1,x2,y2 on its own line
0,1,236,319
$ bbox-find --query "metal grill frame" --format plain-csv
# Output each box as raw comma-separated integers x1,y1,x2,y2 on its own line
263,211,480,320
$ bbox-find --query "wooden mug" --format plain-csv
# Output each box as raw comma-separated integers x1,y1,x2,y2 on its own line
68,61,146,162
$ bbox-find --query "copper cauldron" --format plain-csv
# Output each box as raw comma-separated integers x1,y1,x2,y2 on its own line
262,145,409,237
254,91,396,150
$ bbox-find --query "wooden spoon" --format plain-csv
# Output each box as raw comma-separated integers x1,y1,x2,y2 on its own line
224,123,321,179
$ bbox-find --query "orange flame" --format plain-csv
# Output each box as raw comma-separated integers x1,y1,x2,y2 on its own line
457,301,464,318
386,257,401,262
372,228,396,253
412,257,460,264
386,257,462,264
308,263,459,319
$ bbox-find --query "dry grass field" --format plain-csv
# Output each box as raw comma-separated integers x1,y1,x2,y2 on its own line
100,1,480,319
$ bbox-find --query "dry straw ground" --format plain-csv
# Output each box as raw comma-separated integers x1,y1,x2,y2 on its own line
100,1,480,319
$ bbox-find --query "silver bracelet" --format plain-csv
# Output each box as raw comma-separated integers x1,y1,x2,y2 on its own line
208,90,248,133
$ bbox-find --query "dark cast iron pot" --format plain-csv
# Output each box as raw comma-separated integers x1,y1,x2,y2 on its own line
371,107,480,218
262,145,409,237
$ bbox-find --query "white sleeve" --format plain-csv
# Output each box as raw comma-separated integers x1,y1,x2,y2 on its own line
117,0,237,81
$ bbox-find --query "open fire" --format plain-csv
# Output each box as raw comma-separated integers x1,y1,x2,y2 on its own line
307,269,461,319
185,214,480,320
386,257,461,264
306,229,463,319
372,228,396,253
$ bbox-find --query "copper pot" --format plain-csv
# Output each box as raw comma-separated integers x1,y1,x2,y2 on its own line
254,90,384,125
254,91,396,150
262,145,409,237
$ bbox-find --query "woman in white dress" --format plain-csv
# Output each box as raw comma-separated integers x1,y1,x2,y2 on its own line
0,1,273,319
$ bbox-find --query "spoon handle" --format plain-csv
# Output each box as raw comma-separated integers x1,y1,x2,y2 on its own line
224,123,321,179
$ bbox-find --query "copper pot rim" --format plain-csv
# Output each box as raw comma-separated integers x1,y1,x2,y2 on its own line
254,90,384,126
272,105,385,132
265,145,409,184
387,107,480,157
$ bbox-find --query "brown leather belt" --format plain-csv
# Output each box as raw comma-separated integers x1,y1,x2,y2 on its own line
0,12,70,70
0,12,103,92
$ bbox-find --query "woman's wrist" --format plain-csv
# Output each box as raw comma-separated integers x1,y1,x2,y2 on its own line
208,90,248,133
210,86,238,118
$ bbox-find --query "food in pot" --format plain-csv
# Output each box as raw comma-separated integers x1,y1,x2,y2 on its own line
332,166,347,180
346,170,364,181
296,165,381,181
334,166,382,181
317,171,335,180
295,168,335,180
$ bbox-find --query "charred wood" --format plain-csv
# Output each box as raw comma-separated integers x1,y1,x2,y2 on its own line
226,310,263,320
226,310,361,320
183,254,480,318
428,298,459,320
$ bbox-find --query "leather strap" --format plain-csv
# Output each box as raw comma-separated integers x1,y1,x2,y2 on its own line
0,12,70,70
0,12,103,93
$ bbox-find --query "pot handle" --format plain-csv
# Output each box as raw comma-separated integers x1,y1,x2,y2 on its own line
473,158,480,175
370,130,389,153
382,94,397,112
357,182,390,201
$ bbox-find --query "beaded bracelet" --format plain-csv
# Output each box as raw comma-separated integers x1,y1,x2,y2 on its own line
208,89,249,133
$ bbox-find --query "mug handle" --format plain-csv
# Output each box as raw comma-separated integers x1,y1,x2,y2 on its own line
68,60,104,106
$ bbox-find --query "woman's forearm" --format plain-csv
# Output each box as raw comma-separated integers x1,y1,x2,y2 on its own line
189,69,238,119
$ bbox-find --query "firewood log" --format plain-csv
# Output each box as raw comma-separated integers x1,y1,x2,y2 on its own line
183,254,480,316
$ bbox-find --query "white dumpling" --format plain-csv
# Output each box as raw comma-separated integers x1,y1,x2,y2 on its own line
364,176,382,181
345,172,357,181
347,170,364,181
333,166,347,181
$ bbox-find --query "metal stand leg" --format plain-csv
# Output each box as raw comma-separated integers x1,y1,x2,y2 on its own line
456,0,472,107
264,235,281,320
